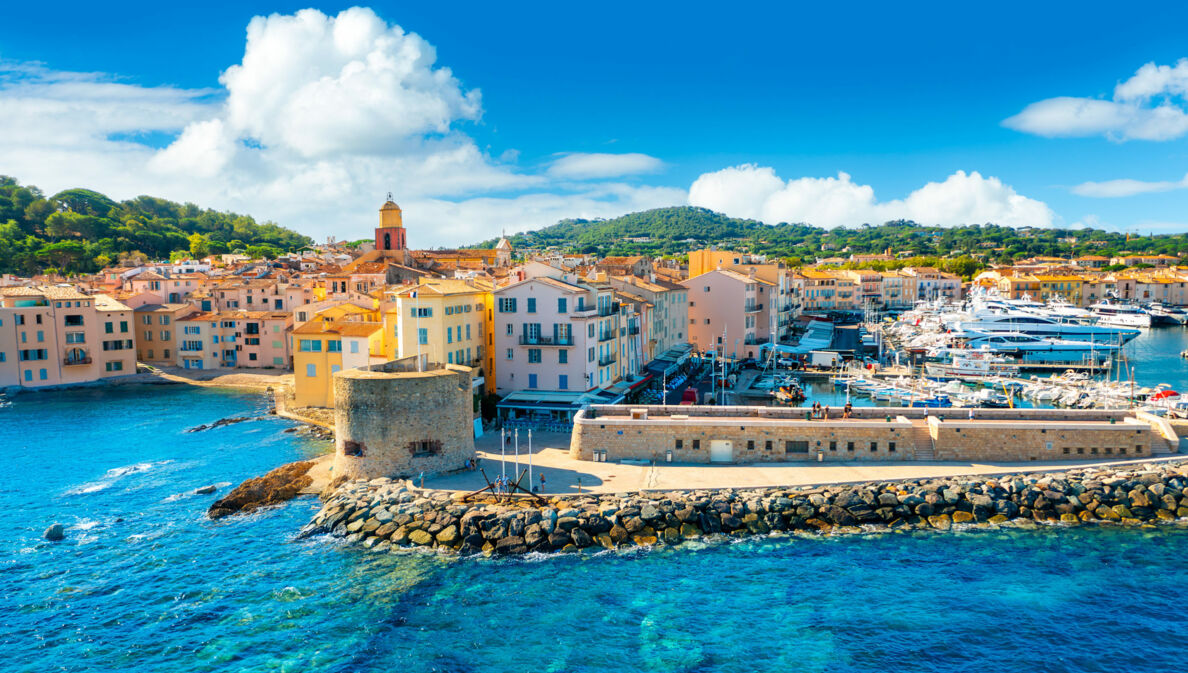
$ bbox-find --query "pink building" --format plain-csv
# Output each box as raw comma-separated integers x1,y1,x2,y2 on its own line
681,269,774,360
175,310,292,370
0,287,135,388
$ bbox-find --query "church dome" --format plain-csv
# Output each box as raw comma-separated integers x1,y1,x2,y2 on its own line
381,200,401,211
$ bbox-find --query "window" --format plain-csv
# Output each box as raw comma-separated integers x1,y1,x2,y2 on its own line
65,332,85,344
829,441,837,452
448,351,454,364
506,348,513,360
498,297,517,313
105,322,113,334
24,370,31,382
39,368,47,380
298,339,321,352
36,330,44,342
588,347,595,362
559,374,568,389
528,373,538,388
417,328,428,345
558,350,568,364
588,324,595,337
465,324,471,340
527,297,536,313
557,297,567,313
305,364,316,377
692,439,700,450
528,349,541,363
785,440,809,453
847,442,855,452
160,316,171,325
506,323,513,335
160,331,170,341
350,341,359,354
675,439,683,449
447,326,453,344
747,440,755,451
765,440,773,451
411,307,432,318
888,442,896,453
870,442,878,452
142,315,153,325
120,321,128,333
327,340,342,352
330,364,340,374
274,357,284,366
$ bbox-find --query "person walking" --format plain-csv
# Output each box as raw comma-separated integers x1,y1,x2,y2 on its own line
539,472,546,493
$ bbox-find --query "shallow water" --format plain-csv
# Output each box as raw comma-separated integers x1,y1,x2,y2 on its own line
2,373,1188,671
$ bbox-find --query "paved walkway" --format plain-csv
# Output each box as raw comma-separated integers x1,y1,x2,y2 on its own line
421,428,1188,495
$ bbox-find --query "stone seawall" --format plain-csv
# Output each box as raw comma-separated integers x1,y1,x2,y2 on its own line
301,460,1188,555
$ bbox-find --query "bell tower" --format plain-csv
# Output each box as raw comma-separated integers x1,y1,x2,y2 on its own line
375,194,406,252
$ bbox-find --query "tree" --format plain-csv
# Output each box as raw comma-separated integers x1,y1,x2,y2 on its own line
188,233,211,258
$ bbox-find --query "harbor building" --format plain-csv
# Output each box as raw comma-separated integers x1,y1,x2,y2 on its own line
385,278,494,392
681,269,775,359
291,310,385,408
571,405,1179,464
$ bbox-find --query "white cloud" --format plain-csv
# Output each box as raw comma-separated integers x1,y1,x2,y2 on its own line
546,153,663,179
1072,173,1188,198
0,8,675,246
687,165,1053,228
1003,58,1188,141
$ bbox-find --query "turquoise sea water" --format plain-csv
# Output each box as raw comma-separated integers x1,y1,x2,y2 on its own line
3,331,1188,671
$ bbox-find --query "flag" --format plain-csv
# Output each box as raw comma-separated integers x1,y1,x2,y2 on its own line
410,290,418,299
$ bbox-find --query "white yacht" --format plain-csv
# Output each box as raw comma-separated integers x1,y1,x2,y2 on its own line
955,332,1119,363
952,312,1141,344
1040,296,1096,324
1089,299,1152,328
1145,303,1188,326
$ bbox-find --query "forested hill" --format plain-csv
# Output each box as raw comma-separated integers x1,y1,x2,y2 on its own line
471,206,1188,264
0,176,312,275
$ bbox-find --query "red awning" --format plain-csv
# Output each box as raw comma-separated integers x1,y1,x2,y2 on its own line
1151,390,1180,400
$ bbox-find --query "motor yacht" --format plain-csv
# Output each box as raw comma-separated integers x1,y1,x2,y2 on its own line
1089,299,1152,328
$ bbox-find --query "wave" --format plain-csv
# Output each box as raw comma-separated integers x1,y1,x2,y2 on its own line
65,460,174,495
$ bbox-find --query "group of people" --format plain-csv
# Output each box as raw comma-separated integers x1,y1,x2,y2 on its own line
491,472,547,495
807,401,855,420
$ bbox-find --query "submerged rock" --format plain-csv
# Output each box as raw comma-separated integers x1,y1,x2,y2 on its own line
44,523,65,542
194,485,217,495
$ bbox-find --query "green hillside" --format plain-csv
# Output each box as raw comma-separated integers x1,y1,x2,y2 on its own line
0,176,312,275
472,206,1188,267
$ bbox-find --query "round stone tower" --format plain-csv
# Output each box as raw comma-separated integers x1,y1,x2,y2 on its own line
332,362,475,482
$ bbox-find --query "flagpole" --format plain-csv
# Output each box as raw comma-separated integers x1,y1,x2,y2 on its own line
528,429,533,491
415,288,422,372
514,429,520,487
500,429,506,481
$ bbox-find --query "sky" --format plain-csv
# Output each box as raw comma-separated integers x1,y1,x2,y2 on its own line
2,1,1188,246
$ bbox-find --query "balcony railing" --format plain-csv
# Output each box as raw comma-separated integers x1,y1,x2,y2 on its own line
598,353,618,366
744,303,763,313
598,330,615,342
519,335,573,346
627,326,640,335
63,355,92,366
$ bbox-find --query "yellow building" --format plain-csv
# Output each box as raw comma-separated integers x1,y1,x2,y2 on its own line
1034,274,1084,305
385,279,494,390
291,305,384,408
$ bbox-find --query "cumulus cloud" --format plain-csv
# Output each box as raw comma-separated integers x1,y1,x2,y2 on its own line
1003,58,1188,141
0,8,675,246
1072,173,1188,198
687,165,1053,228
546,153,663,179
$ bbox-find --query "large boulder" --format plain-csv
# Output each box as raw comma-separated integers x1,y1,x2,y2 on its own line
208,460,314,519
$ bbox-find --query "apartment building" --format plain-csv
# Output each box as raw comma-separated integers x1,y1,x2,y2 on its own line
681,269,773,359
133,303,196,366
606,275,689,362
1034,274,1083,304
493,274,623,394
902,267,961,301
386,279,493,382
291,315,385,408
879,271,917,309
0,286,135,388
175,311,292,370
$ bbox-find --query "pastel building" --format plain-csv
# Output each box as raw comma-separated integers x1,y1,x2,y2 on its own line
385,279,493,382
681,269,773,359
493,274,624,395
606,275,689,362
133,303,196,366
175,311,292,370
0,286,135,388
292,315,385,408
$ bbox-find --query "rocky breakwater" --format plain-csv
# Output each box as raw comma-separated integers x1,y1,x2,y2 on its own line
301,461,1188,555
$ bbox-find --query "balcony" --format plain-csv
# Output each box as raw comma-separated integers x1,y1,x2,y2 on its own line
519,335,573,346
63,355,92,366
598,353,618,367
598,330,615,342
628,326,640,335
744,303,763,313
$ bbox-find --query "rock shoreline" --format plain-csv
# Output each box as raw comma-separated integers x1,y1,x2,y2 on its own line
299,461,1188,555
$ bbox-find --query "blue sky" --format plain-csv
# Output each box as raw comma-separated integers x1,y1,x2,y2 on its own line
2,1,1188,244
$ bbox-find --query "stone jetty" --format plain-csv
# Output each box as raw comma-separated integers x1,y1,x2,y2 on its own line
300,461,1188,555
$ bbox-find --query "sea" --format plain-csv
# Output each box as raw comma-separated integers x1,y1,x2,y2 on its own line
3,329,1188,672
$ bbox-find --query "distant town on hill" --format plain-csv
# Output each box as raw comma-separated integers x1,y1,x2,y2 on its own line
0,176,312,275
471,206,1188,267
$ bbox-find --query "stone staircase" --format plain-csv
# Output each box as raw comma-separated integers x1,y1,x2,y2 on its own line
910,420,935,460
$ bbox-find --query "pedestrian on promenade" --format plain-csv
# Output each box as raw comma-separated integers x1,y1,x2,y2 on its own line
823,406,829,421
539,473,546,492
968,409,974,421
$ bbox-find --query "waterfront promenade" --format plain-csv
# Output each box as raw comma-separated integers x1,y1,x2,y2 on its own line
422,429,1188,495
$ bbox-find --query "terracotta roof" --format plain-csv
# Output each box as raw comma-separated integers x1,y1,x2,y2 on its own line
292,319,382,337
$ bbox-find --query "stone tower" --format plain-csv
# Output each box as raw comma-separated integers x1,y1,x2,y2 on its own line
332,358,475,481
375,198,407,252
